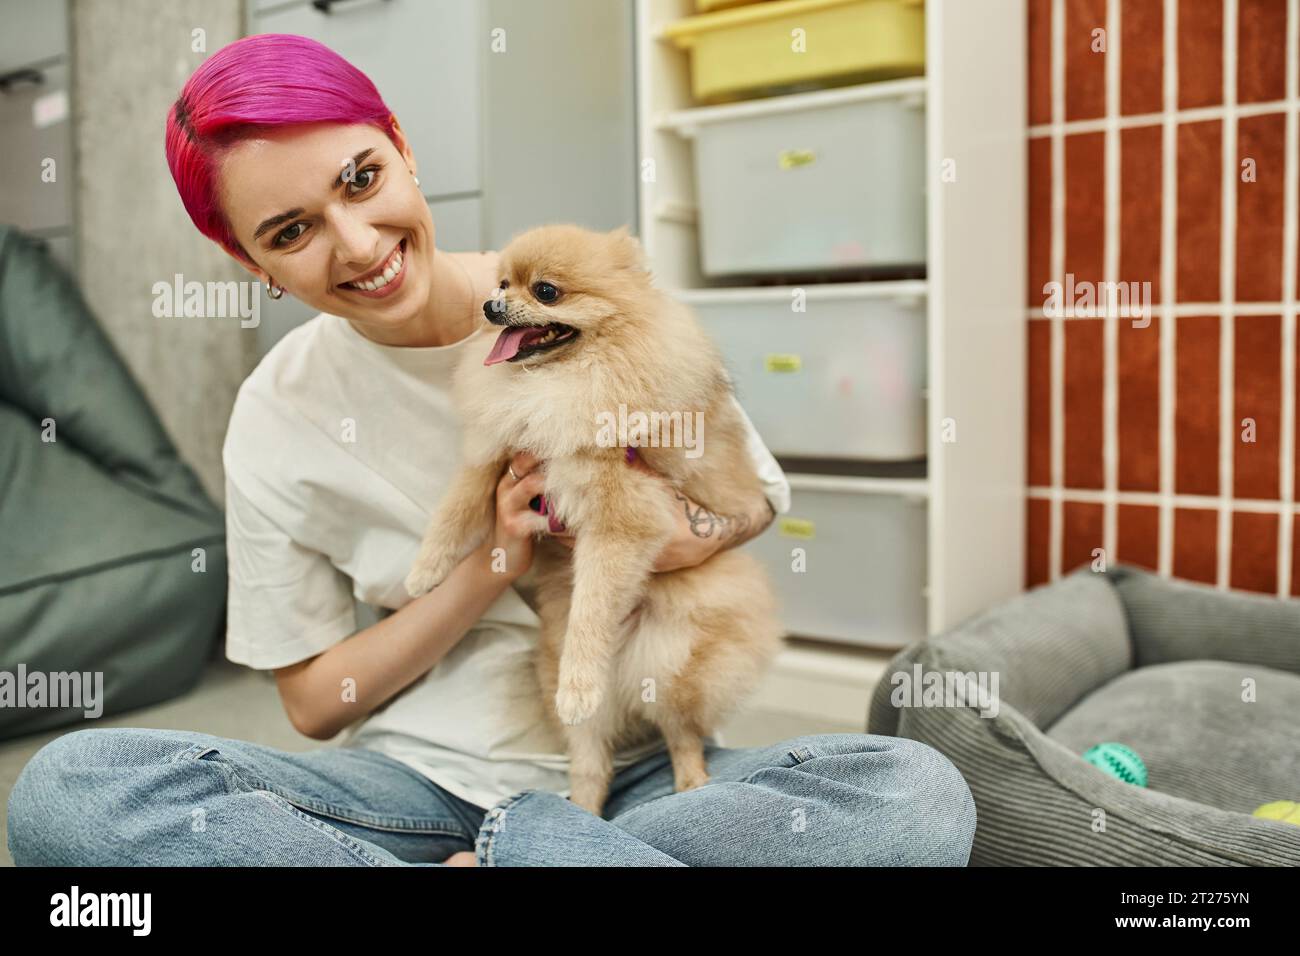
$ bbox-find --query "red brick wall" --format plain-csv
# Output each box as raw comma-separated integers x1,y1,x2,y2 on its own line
1025,0,1297,594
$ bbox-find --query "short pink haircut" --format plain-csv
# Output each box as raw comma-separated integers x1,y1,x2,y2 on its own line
165,33,397,265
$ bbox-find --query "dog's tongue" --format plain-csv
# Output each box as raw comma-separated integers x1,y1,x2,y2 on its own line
485,326,542,366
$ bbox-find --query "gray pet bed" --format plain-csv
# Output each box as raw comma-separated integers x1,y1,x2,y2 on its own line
869,564,1300,866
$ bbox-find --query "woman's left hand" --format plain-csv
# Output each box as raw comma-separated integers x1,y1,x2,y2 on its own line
548,453,720,573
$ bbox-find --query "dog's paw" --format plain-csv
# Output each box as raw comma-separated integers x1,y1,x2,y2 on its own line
673,769,711,794
404,567,436,598
554,678,604,726
568,794,606,816
404,556,454,598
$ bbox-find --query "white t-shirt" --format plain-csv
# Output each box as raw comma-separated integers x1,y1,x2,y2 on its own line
221,309,792,810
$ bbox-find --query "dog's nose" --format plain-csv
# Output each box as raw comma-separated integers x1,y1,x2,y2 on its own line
483,299,507,324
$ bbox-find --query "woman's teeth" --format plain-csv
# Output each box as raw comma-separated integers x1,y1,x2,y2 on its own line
345,244,403,291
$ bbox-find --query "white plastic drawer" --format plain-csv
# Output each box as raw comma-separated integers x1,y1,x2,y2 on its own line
693,289,926,460
747,480,928,648
690,90,926,277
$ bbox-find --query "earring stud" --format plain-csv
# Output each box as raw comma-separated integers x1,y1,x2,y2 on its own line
412,172,421,187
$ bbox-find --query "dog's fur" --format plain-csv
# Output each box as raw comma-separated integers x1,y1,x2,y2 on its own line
404,224,784,815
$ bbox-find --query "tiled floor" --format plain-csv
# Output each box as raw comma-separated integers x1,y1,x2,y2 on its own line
0,657,861,867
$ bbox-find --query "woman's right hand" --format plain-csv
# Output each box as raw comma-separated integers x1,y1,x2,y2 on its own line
487,451,549,580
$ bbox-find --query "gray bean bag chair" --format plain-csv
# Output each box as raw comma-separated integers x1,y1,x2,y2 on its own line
0,225,227,739
869,563,1300,866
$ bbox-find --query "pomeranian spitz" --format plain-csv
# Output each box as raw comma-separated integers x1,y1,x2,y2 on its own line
405,224,784,816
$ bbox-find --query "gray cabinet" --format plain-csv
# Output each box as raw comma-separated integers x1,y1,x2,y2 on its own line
482,0,638,246
0,0,67,76
0,0,72,268
428,194,482,253
0,61,73,234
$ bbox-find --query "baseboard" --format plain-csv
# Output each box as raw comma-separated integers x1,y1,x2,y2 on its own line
747,638,896,727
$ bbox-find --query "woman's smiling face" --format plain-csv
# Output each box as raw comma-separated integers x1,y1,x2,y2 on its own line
219,119,434,326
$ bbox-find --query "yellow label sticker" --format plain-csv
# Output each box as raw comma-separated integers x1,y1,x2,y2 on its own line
778,149,817,170
778,517,815,539
765,353,802,373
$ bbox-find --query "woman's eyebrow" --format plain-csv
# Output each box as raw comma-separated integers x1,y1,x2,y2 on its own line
253,208,305,241
252,148,377,241
332,148,376,189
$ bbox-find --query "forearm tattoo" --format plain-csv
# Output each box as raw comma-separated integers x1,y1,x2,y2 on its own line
673,490,768,544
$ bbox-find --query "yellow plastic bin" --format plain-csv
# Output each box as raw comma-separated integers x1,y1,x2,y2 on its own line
695,0,771,12
664,0,925,103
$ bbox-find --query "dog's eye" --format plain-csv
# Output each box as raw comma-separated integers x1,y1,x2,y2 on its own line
532,281,560,303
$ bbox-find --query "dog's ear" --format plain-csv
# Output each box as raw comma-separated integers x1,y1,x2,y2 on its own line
607,225,647,272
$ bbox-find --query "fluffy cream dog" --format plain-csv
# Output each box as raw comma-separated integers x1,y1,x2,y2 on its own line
405,224,783,816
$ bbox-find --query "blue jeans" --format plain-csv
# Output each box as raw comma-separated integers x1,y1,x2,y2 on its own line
7,727,976,866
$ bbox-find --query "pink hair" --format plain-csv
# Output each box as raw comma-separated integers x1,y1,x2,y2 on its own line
164,33,397,265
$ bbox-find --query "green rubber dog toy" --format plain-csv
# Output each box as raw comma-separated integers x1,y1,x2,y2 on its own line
1083,743,1148,787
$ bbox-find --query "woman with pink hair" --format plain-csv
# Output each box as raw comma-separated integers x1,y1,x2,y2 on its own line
7,33,975,867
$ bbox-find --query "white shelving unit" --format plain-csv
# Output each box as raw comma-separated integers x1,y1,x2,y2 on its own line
635,0,1026,720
